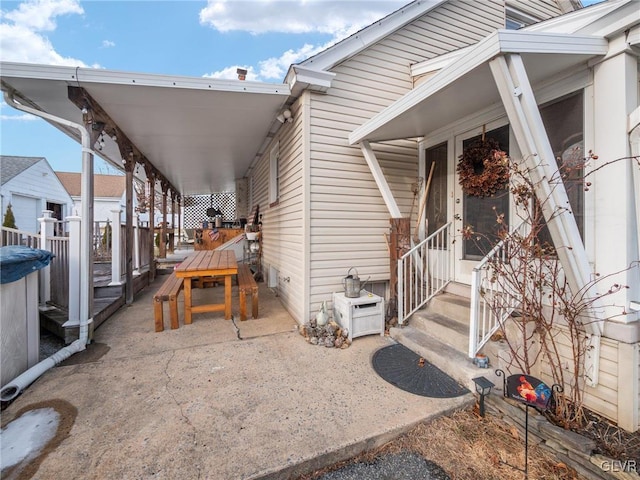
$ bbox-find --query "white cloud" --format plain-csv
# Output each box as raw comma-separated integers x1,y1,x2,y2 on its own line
0,0,93,66
101,40,115,48
199,0,403,81
0,112,40,121
199,0,404,36
203,65,259,81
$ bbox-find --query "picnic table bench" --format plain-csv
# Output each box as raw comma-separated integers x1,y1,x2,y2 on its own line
153,272,184,332
237,263,258,321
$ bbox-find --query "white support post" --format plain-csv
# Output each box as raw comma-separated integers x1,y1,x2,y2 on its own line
63,216,81,327
133,213,141,276
38,210,55,310
109,209,123,286
360,140,402,218
489,53,602,385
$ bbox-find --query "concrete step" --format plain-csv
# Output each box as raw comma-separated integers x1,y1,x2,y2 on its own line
390,325,501,393
410,311,469,353
443,281,471,299
406,292,471,354
427,293,470,322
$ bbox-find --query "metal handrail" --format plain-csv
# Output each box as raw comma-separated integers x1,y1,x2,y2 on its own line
398,222,452,324
468,222,525,357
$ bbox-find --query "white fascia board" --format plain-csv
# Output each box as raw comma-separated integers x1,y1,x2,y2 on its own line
300,0,445,72
349,30,608,145
524,0,631,34
499,31,609,55
576,2,640,38
0,61,290,96
410,47,469,77
287,65,336,96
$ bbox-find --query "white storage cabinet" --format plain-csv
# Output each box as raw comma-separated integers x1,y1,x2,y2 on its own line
332,291,384,342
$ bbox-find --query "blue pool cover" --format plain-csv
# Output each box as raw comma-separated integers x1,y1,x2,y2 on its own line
0,245,54,284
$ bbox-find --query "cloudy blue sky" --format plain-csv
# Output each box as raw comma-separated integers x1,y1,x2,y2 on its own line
0,0,604,173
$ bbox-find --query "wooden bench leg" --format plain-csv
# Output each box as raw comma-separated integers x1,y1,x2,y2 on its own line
154,298,164,332
239,290,247,321
169,294,179,329
184,278,193,324
224,275,232,320
252,289,258,319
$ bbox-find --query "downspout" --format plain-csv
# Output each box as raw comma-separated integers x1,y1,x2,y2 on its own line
0,90,92,402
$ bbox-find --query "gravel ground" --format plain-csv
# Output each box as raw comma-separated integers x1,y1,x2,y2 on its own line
313,452,450,480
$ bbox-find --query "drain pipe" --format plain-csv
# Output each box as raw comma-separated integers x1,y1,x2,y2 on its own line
0,90,93,402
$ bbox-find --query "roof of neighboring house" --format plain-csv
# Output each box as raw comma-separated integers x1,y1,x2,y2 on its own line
0,155,43,185
56,172,126,198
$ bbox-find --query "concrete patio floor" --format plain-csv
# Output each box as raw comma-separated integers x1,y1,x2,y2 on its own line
2,270,473,479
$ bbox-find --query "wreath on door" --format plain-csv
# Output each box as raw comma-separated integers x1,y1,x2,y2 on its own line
456,136,509,197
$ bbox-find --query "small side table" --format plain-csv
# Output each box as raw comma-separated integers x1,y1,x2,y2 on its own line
332,291,385,342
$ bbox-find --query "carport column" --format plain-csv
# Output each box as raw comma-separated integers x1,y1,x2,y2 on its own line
38,210,55,310
133,212,141,276
160,181,168,259
65,216,81,327
109,209,123,286
146,170,156,282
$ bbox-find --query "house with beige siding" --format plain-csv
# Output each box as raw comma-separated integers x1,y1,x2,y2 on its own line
249,0,640,432
355,0,637,432
1,0,637,434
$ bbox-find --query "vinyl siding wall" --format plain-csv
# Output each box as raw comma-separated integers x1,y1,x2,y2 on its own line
506,0,564,22
534,330,640,431
248,1,506,324
250,95,307,323
307,0,505,316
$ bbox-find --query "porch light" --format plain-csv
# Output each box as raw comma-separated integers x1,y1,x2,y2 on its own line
472,376,494,417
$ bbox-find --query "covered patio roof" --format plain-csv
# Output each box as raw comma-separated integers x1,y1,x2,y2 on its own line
0,62,291,195
349,29,608,145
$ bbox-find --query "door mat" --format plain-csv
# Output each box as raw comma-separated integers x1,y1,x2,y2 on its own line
372,344,469,398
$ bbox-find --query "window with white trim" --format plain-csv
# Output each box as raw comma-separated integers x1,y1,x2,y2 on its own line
269,142,279,205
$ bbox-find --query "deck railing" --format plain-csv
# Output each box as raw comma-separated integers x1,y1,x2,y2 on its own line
397,222,452,325
468,222,525,358
0,227,40,248
49,234,69,309
2,212,152,314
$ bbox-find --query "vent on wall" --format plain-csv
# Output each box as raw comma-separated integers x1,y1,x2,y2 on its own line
268,265,279,289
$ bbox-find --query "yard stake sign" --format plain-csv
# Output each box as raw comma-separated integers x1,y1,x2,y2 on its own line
495,369,559,479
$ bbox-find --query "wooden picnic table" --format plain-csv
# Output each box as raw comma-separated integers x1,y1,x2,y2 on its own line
174,250,238,323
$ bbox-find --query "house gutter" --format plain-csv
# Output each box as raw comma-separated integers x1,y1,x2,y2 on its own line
0,90,93,402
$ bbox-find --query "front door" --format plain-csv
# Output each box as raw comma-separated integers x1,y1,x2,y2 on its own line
454,124,510,284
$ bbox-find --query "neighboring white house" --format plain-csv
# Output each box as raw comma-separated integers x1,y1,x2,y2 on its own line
0,155,73,233
248,0,640,432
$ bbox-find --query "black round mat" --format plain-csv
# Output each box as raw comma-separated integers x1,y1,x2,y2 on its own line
372,344,469,398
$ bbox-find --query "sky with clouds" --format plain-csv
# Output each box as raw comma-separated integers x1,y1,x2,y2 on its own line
0,0,409,172
0,0,603,173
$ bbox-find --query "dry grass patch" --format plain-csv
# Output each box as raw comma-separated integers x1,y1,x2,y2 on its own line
299,408,583,480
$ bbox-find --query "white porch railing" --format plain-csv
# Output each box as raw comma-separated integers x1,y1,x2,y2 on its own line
468,222,525,358
398,222,452,325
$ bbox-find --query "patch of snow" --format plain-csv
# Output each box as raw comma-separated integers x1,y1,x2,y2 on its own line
0,408,59,470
